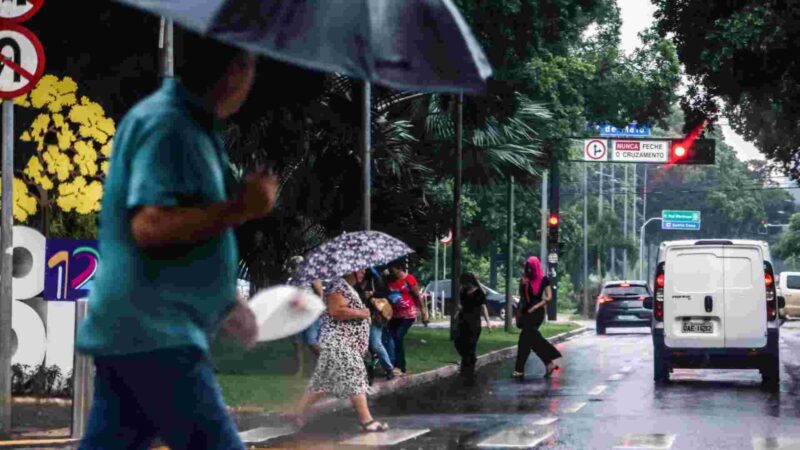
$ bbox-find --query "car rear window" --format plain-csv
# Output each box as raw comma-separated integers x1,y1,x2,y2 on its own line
787,275,800,290
602,286,649,296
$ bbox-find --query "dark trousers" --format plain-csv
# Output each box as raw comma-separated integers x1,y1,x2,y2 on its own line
79,347,243,450
515,317,562,373
454,316,482,373
387,318,415,372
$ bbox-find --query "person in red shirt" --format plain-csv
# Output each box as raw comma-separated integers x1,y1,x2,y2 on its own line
385,260,429,376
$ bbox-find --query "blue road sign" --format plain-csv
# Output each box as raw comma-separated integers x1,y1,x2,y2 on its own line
587,123,651,137
662,221,701,231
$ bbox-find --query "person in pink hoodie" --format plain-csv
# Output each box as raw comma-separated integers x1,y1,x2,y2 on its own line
513,256,562,379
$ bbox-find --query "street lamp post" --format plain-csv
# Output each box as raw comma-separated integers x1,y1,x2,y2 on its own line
639,217,663,280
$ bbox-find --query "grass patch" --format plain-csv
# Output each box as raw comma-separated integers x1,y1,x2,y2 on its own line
216,321,580,410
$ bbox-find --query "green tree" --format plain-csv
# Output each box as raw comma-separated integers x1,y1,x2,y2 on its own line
653,1,800,176
774,214,800,261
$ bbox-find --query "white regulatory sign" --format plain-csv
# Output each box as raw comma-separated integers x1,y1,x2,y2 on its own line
0,25,45,99
611,140,668,163
584,139,608,161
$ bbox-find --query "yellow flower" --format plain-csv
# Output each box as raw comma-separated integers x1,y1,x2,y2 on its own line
11,74,116,223
28,75,78,113
0,178,39,222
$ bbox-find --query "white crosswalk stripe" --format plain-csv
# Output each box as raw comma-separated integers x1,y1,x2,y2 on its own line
340,428,430,446
476,427,554,449
239,426,296,444
752,437,800,450
613,433,676,449
588,384,608,395
608,373,624,381
564,401,587,413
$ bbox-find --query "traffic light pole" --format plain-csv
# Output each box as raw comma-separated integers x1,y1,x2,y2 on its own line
546,163,559,321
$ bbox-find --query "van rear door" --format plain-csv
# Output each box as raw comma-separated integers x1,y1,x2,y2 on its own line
723,245,766,348
664,245,725,348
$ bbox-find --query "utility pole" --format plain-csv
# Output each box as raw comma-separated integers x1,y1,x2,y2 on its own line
360,81,371,231
451,93,463,339
623,165,629,279
598,165,603,277
505,176,515,331
643,166,649,282
632,165,637,278
610,165,616,276
582,164,589,318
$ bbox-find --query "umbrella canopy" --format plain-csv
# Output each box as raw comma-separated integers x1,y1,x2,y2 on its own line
290,231,413,286
116,0,492,93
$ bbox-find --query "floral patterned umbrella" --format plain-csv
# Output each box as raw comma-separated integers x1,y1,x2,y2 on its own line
289,231,413,286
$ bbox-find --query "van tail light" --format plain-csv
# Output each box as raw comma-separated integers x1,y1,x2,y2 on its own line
765,262,777,321
654,262,665,322
598,295,613,304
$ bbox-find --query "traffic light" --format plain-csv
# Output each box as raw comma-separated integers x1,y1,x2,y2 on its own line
547,213,559,249
548,214,559,227
669,138,716,165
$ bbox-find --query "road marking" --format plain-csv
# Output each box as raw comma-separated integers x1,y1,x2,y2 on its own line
588,385,608,395
533,417,559,426
239,426,297,444
564,401,587,413
340,429,430,446
477,427,554,449
613,433,676,449
752,437,800,450
609,373,624,381
620,366,633,373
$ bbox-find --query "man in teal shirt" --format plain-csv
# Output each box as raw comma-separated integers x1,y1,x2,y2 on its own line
77,29,273,450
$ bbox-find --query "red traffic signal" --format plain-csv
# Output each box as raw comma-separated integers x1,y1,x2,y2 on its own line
669,139,716,165
548,214,559,227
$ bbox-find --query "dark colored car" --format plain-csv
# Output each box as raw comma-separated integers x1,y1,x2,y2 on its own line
595,280,653,335
423,280,519,320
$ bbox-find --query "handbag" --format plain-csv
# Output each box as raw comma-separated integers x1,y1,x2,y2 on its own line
371,297,393,325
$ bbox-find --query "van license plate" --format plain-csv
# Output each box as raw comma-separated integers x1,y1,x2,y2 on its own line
683,322,713,334
617,315,638,321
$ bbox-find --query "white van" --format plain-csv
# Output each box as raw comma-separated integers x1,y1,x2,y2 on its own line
644,239,782,388
778,271,800,318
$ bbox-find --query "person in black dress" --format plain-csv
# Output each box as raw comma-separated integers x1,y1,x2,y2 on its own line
513,256,562,379
454,273,493,375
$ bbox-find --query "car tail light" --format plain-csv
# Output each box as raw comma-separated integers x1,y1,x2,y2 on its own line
654,262,665,322
598,295,613,304
765,262,777,321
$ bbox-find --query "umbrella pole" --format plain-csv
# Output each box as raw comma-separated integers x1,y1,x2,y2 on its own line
159,18,174,78
450,93,463,340
361,81,371,231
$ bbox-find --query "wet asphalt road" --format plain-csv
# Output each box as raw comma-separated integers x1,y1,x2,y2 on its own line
255,321,800,449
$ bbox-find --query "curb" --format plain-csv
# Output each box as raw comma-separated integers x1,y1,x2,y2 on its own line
300,324,589,417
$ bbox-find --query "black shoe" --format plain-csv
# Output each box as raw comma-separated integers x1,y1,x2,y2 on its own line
386,370,395,380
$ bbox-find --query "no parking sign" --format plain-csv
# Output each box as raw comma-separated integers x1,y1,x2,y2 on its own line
0,0,45,99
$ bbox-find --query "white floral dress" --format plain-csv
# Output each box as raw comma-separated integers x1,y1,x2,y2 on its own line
308,278,371,398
